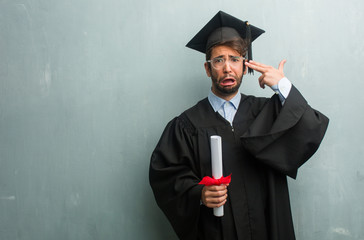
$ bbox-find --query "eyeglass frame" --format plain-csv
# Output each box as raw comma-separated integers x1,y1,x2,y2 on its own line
206,56,246,70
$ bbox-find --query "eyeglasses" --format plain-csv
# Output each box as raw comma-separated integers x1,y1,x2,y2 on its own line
207,56,245,70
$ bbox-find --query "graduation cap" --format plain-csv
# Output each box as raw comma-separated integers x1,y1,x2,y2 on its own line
186,11,265,74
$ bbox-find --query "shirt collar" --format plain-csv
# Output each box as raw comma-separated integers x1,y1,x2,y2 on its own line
208,90,241,112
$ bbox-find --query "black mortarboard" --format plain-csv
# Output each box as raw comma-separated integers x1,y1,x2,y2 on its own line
186,11,265,73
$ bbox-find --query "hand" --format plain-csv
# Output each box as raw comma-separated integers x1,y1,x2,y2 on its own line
245,60,286,89
201,184,228,208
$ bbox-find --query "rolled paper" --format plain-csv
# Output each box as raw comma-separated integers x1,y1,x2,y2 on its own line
210,135,224,217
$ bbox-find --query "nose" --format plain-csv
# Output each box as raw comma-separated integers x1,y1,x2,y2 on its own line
223,61,232,73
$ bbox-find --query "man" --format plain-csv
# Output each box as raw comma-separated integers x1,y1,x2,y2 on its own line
149,11,329,240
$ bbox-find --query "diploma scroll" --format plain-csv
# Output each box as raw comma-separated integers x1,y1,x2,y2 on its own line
210,135,224,217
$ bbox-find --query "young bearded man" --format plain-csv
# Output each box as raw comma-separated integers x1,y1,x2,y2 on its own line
149,11,329,240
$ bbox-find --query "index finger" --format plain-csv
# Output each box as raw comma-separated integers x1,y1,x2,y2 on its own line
248,60,270,68
245,61,266,73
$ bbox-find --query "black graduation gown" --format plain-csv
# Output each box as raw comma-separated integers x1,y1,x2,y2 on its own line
149,86,329,240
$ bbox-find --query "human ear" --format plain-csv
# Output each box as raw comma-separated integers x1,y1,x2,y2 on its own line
204,62,212,77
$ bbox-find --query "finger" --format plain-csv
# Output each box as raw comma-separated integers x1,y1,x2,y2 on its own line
202,186,227,197
259,74,264,82
217,199,227,207
211,194,228,203
206,189,227,198
248,60,270,68
206,194,228,205
278,59,286,73
212,199,227,208
206,199,227,208
245,62,266,73
258,75,265,89
206,185,227,191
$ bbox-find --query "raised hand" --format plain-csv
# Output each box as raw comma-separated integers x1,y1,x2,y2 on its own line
245,60,286,89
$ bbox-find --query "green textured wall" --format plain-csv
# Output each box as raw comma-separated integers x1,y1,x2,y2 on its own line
0,0,363,239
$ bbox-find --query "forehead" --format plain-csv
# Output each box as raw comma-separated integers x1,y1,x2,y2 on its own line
210,45,240,58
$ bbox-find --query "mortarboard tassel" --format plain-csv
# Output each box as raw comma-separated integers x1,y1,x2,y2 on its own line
245,21,254,74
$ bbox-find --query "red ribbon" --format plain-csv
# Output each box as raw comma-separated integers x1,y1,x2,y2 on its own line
198,174,231,186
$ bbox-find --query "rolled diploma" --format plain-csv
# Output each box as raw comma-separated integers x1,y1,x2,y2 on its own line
210,135,224,217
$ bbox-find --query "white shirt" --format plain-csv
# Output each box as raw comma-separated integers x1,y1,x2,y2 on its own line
208,77,292,125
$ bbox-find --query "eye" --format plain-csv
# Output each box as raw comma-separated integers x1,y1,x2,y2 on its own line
231,57,241,63
213,58,224,64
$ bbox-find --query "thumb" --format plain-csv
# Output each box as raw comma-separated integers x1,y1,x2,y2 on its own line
278,59,287,73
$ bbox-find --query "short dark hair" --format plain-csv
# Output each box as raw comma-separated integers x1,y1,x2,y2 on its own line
205,37,249,62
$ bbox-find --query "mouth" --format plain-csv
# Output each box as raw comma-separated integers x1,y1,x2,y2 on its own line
220,77,236,87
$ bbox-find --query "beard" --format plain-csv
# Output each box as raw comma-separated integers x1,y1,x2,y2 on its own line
210,71,243,96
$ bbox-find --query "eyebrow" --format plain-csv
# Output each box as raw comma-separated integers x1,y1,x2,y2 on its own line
214,55,241,59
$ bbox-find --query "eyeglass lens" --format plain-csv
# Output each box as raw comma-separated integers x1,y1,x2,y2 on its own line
210,57,244,69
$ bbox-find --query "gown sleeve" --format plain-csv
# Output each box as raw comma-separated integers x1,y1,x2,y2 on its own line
149,116,203,240
240,85,329,179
